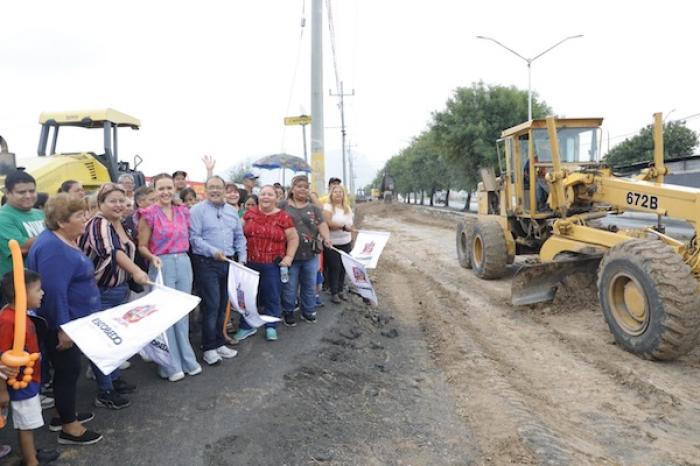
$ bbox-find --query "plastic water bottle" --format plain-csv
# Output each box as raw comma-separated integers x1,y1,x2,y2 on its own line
280,266,289,284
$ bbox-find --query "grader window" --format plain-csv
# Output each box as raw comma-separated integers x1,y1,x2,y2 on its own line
532,127,601,164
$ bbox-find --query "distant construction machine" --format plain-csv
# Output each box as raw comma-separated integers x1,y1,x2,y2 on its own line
457,113,700,361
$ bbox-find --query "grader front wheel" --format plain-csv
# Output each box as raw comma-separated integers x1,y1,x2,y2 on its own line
470,219,508,279
456,221,472,269
597,239,700,360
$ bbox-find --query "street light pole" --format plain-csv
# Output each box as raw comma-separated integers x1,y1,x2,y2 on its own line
476,34,583,120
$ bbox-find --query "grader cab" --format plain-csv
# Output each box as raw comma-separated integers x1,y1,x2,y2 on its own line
457,113,700,360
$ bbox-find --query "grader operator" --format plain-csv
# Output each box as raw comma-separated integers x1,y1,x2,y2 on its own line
457,113,700,361
0,108,145,193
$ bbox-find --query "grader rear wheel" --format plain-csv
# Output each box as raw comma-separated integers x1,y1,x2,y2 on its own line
456,221,472,269
597,239,700,360
470,219,508,279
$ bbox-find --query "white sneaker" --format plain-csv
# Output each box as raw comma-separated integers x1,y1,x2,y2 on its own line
203,350,222,366
119,360,131,370
216,345,238,359
187,365,203,376
40,394,55,410
168,371,185,382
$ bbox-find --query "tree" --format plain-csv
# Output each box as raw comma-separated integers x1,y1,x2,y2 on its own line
430,82,552,210
227,161,254,184
604,120,698,167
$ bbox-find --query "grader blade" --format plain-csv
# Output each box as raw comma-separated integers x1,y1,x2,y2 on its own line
511,256,601,306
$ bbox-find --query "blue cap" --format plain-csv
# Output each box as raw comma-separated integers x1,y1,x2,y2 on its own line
243,172,259,180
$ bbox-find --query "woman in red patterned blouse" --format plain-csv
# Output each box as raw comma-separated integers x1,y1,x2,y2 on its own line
240,185,299,341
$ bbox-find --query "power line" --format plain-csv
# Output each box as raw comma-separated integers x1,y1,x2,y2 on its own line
281,0,307,152
608,111,700,142
326,0,341,92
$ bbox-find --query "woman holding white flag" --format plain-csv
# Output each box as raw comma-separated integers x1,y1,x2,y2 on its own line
322,184,355,304
138,173,201,382
80,183,148,410
240,185,298,341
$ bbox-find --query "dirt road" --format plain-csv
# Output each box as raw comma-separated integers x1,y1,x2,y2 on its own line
362,202,700,465
4,202,700,465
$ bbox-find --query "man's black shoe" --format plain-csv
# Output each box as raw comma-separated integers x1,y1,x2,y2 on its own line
301,312,317,323
95,391,130,410
36,448,60,462
113,378,136,394
283,312,297,327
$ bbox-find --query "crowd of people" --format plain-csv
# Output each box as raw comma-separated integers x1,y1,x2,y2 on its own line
0,163,356,465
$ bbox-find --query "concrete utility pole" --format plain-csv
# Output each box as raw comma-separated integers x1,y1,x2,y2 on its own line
347,142,358,195
476,35,583,120
310,0,325,195
329,81,355,186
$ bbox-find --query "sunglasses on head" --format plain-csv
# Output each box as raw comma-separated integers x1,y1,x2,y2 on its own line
98,183,126,196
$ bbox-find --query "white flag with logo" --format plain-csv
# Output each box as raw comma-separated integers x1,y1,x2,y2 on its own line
61,285,200,375
138,269,172,368
350,230,390,269
227,261,281,328
339,250,378,305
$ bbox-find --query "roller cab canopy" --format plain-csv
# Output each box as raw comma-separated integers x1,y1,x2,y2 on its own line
39,108,141,129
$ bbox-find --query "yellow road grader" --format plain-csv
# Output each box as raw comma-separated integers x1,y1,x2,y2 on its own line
457,113,700,360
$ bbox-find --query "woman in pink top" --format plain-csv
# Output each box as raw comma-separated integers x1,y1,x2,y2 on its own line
138,173,201,382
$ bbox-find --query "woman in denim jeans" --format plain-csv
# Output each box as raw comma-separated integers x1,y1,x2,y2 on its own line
279,175,332,326
80,183,149,410
138,174,201,382
238,185,298,341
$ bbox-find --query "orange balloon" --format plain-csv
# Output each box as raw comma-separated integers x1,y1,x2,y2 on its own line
0,240,30,369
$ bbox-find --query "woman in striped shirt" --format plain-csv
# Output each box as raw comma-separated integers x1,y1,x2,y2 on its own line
79,183,149,410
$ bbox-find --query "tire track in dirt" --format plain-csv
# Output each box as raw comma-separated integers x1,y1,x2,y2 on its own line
362,203,700,465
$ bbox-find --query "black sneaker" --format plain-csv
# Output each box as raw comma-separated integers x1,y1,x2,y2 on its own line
95,391,130,410
283,312,297,327
49,412,95,432
301,312,317,323
113,378,136,394
36,448,60,462
58,429,103,445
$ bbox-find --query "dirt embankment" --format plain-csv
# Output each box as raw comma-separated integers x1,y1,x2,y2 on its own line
358,201,700,466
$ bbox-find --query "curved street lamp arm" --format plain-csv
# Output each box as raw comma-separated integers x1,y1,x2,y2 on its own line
475,35,529,63
531,34,583,62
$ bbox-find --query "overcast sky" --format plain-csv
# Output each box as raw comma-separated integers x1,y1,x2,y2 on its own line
2,0,699,189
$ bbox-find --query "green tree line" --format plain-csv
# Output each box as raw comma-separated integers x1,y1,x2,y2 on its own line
371,82,698,210
370,82,550,210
